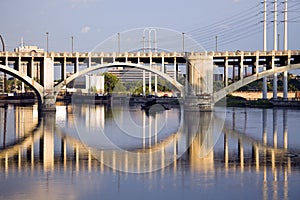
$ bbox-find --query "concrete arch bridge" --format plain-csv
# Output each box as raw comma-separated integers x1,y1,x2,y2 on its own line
0,50,300,111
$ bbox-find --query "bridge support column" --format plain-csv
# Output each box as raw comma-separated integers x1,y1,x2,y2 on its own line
283,52,291,100
239,52,244,80
224,56,229,87
262,65,268,99
40,58,56,112
272,54,278,99
61,57,67,81
185,54,214,111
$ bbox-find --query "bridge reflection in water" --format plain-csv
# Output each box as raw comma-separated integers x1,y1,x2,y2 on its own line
0,104,299,199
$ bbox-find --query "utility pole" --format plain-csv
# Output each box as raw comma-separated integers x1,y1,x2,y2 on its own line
284,0,288,51
283,0,288,99
263,0,267,52
274,0,278,51
273,0,278,100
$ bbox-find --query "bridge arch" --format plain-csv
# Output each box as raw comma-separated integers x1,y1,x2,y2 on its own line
0,64,44,104
54,62,184,97
213,64,300,103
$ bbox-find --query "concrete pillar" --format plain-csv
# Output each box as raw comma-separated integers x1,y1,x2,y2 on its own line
41,58,56,111
62,57,67,81
272,55,278,99
28,57,34,79
232,64,235,83
149,56,152,95
263,65,268,99
224,56,229,87
14,56,21,71
283,71,288,100
88,53,91,68
173,57,177,81
239,52,244,80
283,52,291,100
154,75,157,96
185,54,214,111
138,57,146,96
255,51,259,75
161,56,165,73
74,54,79,73
5,54,8,68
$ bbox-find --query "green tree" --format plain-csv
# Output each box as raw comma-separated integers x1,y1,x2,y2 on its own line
102,72,119,94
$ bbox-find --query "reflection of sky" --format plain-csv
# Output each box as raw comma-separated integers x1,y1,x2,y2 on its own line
74,105,181,150
214,107,300,154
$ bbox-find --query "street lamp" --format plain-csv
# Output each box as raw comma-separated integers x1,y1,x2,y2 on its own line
46,32,49,52
71,36,74,53
182,32,185,53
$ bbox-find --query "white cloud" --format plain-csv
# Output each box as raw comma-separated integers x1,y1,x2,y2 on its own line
81,26,91,33
233,0,240,3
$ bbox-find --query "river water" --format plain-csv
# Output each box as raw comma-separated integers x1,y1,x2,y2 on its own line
0,103,299,200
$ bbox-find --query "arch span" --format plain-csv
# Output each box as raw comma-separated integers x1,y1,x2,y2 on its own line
213,64,300,103
0,64,44,103
54,62,184,96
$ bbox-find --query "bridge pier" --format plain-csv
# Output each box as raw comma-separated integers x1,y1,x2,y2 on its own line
39,94,56,112
185,54,214,111
39,58,56,112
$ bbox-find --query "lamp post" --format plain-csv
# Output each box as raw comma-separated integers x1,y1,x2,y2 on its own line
182,32,185,53
46,32,49,53
117,33,120,53
215,35,218,52
71,36,74,53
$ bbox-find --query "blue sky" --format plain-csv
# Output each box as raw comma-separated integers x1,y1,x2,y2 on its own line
1,0,299,52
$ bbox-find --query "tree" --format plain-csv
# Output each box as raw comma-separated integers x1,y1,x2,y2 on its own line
102,72,119,94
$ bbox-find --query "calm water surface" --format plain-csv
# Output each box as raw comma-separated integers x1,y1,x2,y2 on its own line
0,103,300,200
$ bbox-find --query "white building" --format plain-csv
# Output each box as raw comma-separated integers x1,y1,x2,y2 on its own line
85,74,105,93
14,45,44,53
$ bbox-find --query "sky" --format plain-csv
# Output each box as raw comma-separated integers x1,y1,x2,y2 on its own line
1,0,299,52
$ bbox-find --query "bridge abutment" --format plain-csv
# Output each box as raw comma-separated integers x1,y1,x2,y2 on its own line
185,54,214,111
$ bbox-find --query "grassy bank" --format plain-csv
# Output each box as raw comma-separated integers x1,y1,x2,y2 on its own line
217,95,273,108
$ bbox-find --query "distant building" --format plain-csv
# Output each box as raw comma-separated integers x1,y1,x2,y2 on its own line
14,45,44,53
66,74,104,94
108,66,183,83
85,74,104,93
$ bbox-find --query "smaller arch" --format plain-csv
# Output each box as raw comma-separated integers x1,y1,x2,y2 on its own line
0,64,44,104
54,62,184,97
213,64,300,103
